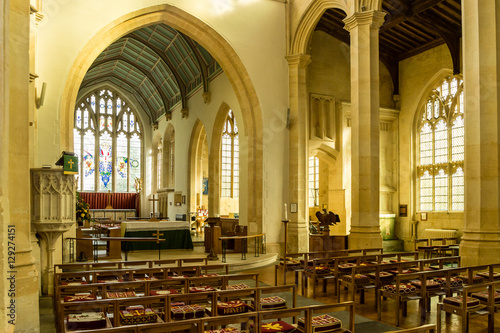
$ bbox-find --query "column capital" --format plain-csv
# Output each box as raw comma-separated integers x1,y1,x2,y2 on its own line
285,54,312,68
343,10,386,32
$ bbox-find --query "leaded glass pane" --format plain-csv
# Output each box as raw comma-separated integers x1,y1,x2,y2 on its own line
117,98,121,113
99,98,105,114
452,167,464,211
130,134,141,191
434,99,440,118
452,116,464,162
130,113,135,131
76,109,82,129
91,95,96,111
420,123,433,165
233,136,239,197
107,116,113,132
116,133,128,192
84,110,89,129
123,113,128,132
221,134,231,197
435,169,448,211
107,98,113,115
309,157,319,207
420,171,433,211
434,120,448,164
450,78,457,96
426,101,432,120
99,132,113,191
99,115,105,131
82,130,95,191
442,80,449,99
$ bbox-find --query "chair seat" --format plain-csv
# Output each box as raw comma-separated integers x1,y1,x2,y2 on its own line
471,290,500,304
368,271,393,280
388,269,412,275
458,275,484,285
382,283,416,294
304,266,331,275
341,274,370,284
443,296,480,307
477,271,500,280
411,279,442,290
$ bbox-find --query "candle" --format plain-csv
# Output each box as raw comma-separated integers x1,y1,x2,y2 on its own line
284,204,288,220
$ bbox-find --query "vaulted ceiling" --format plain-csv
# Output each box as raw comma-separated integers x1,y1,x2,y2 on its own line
315,0,461,94
79,24,222,124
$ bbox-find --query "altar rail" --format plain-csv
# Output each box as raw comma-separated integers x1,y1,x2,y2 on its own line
219,234,266,263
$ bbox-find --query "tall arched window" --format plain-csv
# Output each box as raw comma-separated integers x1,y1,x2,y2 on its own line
157,139,162,190
74,89,142,192
221,110,239,198
417,76,464,211
309,156,319,207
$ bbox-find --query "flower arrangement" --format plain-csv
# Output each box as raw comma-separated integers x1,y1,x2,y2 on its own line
76,192,92,226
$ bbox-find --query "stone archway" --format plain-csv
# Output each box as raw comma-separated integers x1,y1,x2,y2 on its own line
60,4,263,230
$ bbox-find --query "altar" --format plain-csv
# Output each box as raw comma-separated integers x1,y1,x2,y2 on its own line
121,221,193,250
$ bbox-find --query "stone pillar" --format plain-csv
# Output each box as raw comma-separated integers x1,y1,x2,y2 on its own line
460,0,500,266
31,169,75,295
285,54,311,253
343,10,385,249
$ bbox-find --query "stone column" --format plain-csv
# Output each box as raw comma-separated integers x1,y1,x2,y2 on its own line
285,54,311,253
460,0,500,266
343,10,385,249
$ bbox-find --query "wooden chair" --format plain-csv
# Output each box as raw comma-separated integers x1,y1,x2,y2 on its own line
336,264,377,305
437,282,494,333
59,298,114,333
275,252,304,286
114,295,167,326
301,258,336,298
306,303,355,333
386,323,436,333
415,238,437,259
203,311,257,332
224,272,259,290
378,271,425,326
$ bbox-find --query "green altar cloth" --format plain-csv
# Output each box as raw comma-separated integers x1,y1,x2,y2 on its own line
121,221,193,250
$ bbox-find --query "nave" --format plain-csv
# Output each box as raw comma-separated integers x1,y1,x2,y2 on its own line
46,244,499,333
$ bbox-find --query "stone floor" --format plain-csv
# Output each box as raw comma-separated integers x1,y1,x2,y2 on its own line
42,241,498,332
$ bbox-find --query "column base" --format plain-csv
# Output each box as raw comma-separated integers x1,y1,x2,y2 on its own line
460,230,500,266
287,221,309,253
348,226,382,250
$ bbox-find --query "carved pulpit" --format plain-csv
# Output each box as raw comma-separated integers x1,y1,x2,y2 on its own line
31,169,76,295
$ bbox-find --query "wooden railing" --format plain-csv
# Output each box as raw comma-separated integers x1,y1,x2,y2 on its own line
218,234,266,263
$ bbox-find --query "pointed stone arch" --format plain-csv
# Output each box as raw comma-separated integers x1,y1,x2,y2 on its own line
188,119,208,215
60,4,263,229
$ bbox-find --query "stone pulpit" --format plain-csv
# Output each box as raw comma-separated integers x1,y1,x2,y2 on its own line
30,169,76,295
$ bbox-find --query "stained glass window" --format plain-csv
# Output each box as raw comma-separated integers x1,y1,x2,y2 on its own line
221,110,239,198
157,139,162,190
309,156,319,207
417,76,464,211
74,89,142,192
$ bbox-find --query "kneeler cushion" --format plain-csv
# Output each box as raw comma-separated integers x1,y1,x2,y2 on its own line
205,328,241,333
106,291,136,298
298,314,341,333
305,266,331,275
477,271,500,280
257,296,287,310
443,296,480,307
458,275,484,285
217,300,248,315
64,294,96,302
471,291,500,303
149,289,179,295
226,283,250,290
61,281,88,286
67,312,106,330
411,279,441,290
260,321,296,332
368,272,393,281
120,307,156,325
134,276,158,281
96,279,124,283
341,274,370,284
171,304,206,320
189,286,217,293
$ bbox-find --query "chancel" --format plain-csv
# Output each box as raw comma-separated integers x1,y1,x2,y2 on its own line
3,1,500,332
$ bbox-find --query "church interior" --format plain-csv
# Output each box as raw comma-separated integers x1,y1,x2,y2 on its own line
2,0,500,332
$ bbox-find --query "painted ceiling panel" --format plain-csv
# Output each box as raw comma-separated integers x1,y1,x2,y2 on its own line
80,23,221,123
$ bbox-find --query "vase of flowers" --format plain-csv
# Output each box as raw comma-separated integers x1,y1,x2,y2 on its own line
76,192,92,227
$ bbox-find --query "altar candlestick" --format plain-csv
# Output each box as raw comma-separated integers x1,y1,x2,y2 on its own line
284,203,288,220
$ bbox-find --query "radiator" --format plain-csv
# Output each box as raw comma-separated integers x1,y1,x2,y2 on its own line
424,229,458,239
